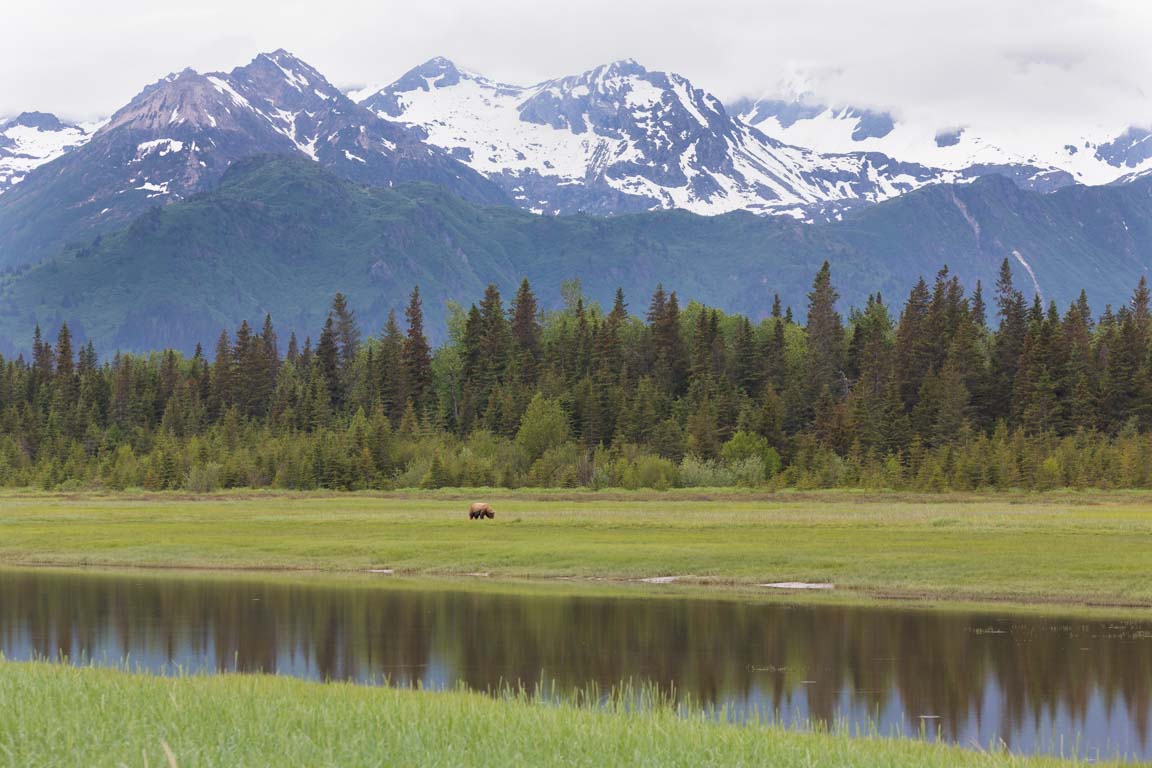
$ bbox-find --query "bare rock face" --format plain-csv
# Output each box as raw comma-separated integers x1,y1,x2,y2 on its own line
1096,127,1152,171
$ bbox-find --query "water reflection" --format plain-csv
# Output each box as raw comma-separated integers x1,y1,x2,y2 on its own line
1,568,1150,760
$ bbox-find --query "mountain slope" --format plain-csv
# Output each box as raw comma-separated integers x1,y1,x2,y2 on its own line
360,58,973,220
2,155,1150,354
0,51,504,269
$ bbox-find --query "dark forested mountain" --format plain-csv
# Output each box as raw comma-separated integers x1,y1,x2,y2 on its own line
1,154,1150,354
0,51,504,268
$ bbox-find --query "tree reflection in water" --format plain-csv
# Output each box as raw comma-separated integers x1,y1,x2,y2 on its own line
1,569,1149,759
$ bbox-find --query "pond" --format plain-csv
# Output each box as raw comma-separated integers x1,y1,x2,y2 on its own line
1,568,1150,760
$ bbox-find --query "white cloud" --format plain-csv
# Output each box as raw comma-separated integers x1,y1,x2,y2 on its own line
3,0,1150,140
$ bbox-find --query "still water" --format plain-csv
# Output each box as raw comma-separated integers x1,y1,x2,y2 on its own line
1,568,1150,760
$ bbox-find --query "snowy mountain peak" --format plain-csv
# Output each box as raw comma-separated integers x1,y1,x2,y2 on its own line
0,111,90,195
733,89,1152,186
588,58,647,79
398,57,468,89
415,56,466,80
364,57,525,119
3,112,75,132
516,58,733,140
0,50,507,266
358,58,973,218
240,50,340,100
261,48,304,64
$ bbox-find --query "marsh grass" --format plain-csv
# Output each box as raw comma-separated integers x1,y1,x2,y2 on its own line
0,660,1126,767
3,489,1152,608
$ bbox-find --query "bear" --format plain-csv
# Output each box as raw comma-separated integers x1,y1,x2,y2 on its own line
468,502,495,520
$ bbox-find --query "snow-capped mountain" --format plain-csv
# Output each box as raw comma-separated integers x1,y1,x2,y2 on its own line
732,91,1151,188
86,49,503,205
5,49,1147,270
0,112,92,194
0,50,504,268
359,58,976,219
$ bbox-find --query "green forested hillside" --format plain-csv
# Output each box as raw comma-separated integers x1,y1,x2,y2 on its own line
5,250,1152,493
1,154,1150,353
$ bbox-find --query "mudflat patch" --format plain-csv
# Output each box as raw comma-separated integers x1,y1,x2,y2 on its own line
761,582,834,590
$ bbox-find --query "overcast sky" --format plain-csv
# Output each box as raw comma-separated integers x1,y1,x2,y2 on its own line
5,0,1152,135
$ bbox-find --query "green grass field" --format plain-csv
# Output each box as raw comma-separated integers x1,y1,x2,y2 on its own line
2,489,1151,607
0,661,1123,767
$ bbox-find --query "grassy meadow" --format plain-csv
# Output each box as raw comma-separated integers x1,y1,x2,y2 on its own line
1,489,1151,607
0,661,1127,768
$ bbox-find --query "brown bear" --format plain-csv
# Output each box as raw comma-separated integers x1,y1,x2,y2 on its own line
468,502,495,520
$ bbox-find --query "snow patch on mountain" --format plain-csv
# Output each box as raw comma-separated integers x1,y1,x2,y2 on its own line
206,75,253,110
134,138,185,161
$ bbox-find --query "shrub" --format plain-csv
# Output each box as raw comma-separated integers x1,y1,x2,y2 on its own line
721,431,781,479
727,457,766,488
679,456,735,487
106,445,141,491
515,395,570,462
186,462,223,493
525,444,582,487
393,457,431,489
632,455,678,490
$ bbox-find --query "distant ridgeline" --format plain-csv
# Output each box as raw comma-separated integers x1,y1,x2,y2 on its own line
5,260,1152,492
3,154,1152,356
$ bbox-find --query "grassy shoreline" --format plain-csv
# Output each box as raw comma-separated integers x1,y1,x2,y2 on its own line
2,489,1152,610
3,491,1149,766
0,661,1124,767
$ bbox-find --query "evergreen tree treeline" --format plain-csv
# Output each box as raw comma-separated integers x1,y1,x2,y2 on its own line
7,260,1152,491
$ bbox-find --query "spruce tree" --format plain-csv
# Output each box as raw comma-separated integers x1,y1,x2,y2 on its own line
315,316,342,410
894,278,932,409
732,317,759,395
765,311,787,391
510,278,542,383
478,283,510,385
403,287,434,415
970,280,987,329
990,258,1028,425
803,262,845,408
54,324,74,384
331,293,361,369
32,326,53,386
286,332,299,367
377,311,405,425
210,330,233,417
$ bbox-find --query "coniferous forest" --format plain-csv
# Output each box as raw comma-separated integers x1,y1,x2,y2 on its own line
6,258,1152,492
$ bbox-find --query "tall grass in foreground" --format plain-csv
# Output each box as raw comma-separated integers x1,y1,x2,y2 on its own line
0,661,1126,767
